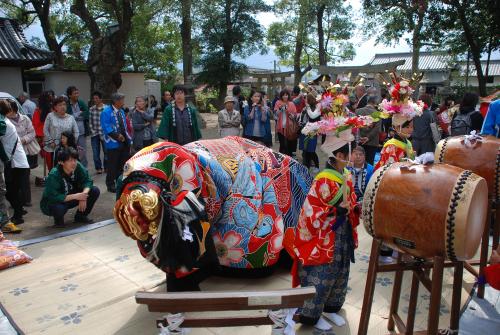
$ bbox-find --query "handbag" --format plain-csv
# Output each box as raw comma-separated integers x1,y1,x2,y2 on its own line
23,138,41,156
27,154,38,169
429,111,442,144
284,113,300,141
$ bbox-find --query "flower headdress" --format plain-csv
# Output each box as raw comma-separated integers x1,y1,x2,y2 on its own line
378,72,425,126
299,81,385,138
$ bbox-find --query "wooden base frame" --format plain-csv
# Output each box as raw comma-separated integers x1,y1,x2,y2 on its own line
136,287,315,332
358,239,464,335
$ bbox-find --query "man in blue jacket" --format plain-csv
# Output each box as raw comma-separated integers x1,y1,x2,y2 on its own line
101,93,132,193
481,99,500,137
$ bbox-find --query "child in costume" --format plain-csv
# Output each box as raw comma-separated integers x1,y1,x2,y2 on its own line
375,76,424,263
291,83,379,331
348,145,374,203
374,113,415,170
292,130,360,331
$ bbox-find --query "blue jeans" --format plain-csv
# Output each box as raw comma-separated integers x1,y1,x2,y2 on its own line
91,136,107,170
48,186,100,225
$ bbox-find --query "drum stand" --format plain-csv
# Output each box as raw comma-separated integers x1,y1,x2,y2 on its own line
358,239,464,335
464,200,499,299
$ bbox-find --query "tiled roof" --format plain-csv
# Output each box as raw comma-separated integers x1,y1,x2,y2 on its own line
460,60,500,76
0,17,53,67
370,52,453,72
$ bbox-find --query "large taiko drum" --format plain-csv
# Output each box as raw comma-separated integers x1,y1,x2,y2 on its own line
435,135,500,202
362,162,488,261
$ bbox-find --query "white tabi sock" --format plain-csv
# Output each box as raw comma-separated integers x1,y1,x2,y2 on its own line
314,317,332,330
323,312,346,327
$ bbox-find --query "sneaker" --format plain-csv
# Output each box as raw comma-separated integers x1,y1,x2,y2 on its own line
378,256,393,264
11,217,24,225
2,222,22,233
74,215,94,224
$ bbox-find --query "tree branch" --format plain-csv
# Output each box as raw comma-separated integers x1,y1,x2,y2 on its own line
71,0,101,39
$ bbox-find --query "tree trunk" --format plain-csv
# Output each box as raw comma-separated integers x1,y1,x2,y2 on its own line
181,0,193,84
31,0,65,67
218,0,233,103
86,35,125,101
411,11,424,76
453,0,487,96
293,4,306,86
316,4,327,66
71,0,133,101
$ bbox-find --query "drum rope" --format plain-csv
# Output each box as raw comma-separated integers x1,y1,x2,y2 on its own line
446,170,472,261
438,137,449,163
365,164,391,237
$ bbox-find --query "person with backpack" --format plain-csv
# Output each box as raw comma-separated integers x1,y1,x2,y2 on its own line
450,92,484,136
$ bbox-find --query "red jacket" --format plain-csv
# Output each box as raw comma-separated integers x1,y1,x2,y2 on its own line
32,108,44,137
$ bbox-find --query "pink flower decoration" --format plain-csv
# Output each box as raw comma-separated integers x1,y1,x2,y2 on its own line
321,95,333,110
213,231,245,266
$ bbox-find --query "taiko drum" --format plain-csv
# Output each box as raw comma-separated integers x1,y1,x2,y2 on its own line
362,162,488,261
435,135,500,202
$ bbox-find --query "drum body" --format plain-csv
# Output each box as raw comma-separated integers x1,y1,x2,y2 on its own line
362,162,488,261
435,135,500,202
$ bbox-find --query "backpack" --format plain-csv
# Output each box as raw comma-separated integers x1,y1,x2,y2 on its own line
450,111,476,136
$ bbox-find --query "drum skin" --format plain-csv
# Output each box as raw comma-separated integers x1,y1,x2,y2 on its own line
362,162,488,261
435,135,500,202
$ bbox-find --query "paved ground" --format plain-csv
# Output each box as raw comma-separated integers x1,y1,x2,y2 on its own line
8,114,327,241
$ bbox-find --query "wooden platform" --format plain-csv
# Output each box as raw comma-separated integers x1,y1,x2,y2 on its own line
0,224,480,334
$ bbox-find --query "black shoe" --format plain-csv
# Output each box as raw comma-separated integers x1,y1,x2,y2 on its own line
24,202,32,207
21,209,28,215
107,186,116,193
53,217,65,227
74,215,94,224
35,176,45,187
11,217,24,225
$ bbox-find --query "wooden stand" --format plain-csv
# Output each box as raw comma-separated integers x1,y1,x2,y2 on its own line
464,200,499,298
358,239,463,335
136,287,315,333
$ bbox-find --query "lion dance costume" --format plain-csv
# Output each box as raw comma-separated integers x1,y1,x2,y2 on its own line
114,136,312,287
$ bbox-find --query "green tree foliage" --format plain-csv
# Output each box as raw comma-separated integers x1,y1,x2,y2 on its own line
426,0,499,96
125,4,182,77
194,0,270,101
362,0,433,75
268,0,355,82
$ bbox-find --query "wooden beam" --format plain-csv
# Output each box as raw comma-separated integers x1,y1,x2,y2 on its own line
136,287,316,313
157,315,274,328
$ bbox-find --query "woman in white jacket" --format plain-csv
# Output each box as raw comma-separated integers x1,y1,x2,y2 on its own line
6,100,39,207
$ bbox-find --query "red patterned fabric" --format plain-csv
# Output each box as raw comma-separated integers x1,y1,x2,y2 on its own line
290,171,359,287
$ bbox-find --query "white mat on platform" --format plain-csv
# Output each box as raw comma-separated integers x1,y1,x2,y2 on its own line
0,223,486,335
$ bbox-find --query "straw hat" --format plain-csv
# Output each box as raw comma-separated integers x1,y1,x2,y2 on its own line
320,129,354,157
392,113,413,127
224,96,234,104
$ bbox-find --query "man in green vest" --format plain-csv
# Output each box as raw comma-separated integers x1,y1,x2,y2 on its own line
156,85,201,145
